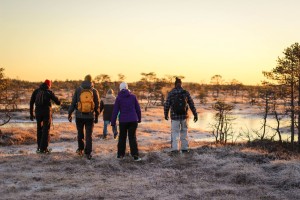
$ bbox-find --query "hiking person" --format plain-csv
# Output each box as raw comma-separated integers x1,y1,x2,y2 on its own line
164,77,198,154
111,82,142,161
99,88,118,140
30,79,61,153
68,75,100,160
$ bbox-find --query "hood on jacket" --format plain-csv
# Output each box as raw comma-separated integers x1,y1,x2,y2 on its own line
106,89,115,96
102,91,116,105
40,83,50,90
81,81,93,89
118,89,131,98
105,93,116,100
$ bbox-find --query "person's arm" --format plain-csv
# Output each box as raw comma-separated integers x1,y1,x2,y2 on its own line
111,98,120,126
68,88,78,115
92,89,100,123
99,100,104,114
186,91,198,120
29,89,37,119
49,90,61,106
67,88,79,122
134,96,141,123
164,92,171,120
93,89,100,116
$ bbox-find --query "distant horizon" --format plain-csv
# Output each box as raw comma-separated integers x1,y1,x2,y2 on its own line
1,0,300,85
4,72,265,86
4,70,269,86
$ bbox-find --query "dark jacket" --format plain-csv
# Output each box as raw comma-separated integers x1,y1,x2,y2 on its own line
100,91,116,121
68,81,100,119
164,86,197,120
30,83,61,116
111,89,141,126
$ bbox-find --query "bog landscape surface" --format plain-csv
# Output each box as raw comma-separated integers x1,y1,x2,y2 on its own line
1,104,300,199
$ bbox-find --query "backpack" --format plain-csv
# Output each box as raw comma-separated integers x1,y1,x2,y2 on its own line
173,91,187,115
35,89,49,106
77,87,95,113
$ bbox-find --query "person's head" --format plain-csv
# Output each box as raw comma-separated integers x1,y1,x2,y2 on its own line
107,88,114,95
44,79,52,88
84,74,92,82
175,77,182,88
119,82,128,91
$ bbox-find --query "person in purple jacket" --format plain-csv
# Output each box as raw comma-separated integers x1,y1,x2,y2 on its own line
111,82,142,161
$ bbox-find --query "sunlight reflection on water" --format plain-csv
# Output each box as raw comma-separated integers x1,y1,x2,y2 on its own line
4,111,292,142
3,119,69,128
189,111,291,141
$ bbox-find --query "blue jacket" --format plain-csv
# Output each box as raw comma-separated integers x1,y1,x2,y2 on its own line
111,89,141,126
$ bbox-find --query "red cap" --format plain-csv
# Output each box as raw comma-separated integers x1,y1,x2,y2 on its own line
44,79,52,88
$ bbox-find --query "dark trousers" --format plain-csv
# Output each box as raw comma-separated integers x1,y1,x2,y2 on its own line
118,122,139,157
76,118,94,154
36,113,51,151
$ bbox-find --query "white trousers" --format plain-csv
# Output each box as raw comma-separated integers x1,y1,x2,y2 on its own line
171,119,188,151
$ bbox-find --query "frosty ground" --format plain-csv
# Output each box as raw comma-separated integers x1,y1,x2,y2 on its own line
1,106,300,200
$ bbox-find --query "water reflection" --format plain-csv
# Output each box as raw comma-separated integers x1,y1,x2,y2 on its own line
3,119,69,128
189,111,291,141
5,110,292,141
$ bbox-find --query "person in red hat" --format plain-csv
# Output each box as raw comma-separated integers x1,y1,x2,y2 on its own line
30,79,61,153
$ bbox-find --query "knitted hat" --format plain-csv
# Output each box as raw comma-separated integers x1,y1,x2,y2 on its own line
44,79,52,88
119,82,128,91
175,77,182,86
84,74,92,82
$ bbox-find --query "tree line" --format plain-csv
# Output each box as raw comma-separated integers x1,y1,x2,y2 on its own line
209,42,300,151
262,42,300,150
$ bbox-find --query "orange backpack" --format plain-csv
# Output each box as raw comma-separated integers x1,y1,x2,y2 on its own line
77,87,95,113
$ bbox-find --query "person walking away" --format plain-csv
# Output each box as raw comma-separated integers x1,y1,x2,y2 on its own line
111,82,142,161
68,75,100,160
100,88,118,139
30,79,61,153
164,77,198,154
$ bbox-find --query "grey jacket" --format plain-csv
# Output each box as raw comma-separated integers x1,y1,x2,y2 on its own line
100,92,116,121
68,81,100,119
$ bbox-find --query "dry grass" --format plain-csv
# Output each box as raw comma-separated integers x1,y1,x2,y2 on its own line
1,144,300,199
1,107,300,199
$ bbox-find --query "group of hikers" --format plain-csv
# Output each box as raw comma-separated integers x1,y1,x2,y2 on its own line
29,75,198,161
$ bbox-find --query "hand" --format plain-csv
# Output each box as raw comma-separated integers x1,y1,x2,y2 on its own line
30,114,35,121
193,116,198,123
68,114,72,122
94,118,98,124
165,116,169,121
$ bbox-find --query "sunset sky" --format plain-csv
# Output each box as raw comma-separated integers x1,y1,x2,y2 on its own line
1,0,300,85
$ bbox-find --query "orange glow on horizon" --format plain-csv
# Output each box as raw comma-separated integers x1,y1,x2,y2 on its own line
1,1,299,85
